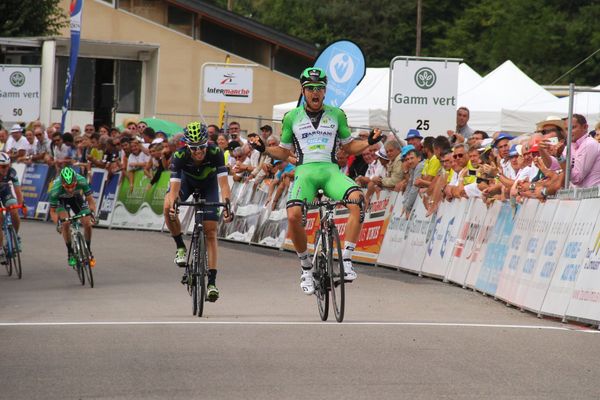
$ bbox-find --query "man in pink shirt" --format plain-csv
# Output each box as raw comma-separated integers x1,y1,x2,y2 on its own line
567,114,600,188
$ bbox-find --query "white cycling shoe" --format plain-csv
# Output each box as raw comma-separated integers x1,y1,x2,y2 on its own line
300,269,315,295
343,259,357,281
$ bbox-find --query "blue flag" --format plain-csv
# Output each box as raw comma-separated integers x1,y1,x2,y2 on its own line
314,40,366,107
60,0,84,134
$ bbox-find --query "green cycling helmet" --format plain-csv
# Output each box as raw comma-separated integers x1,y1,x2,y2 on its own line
300,67,327,87
60,166,76,185
184,121,208,145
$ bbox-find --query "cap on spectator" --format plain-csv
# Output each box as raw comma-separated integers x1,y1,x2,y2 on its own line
10,124,22,134
516,144,524,156
247,132,258,138
375,147,389,161
493,133,514,147
151,138,164,145
405,129,422,140
110,127,120,134
528,143,540,153
509,144,519,157
536,116,565,131
260,124,273,132
273,159,282,165
478,138,494,151
401,144,416,159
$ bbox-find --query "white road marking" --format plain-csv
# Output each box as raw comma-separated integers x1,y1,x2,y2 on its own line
0,320,598,332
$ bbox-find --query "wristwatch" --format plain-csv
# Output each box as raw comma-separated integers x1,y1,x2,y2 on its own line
529,183,535,191
541,187,548,200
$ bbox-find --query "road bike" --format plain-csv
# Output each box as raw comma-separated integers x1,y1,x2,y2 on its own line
61,212,94,288
175,193,230,317
0,203,24,279
303,190,359,323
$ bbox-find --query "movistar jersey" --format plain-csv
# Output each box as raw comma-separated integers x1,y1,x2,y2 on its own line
49,174,92,207
169,144,227,182
0,167,20,192
280,105,353,165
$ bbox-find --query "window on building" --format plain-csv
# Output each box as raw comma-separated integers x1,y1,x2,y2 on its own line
118,0,165,25
200,19,270,66
167,4,193,36
116,60,142,114
53,56,95,111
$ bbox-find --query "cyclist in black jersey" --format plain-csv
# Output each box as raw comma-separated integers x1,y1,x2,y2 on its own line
164,121,232,302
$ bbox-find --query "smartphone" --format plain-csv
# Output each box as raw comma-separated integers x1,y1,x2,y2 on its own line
547,137,559,145
468,169,477,176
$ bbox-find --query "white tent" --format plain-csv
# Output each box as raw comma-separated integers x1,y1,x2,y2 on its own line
457,60,558,133
501,85,600,133
272,64,483,130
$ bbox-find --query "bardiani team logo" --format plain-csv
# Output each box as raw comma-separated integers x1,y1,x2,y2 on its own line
414,67,436,90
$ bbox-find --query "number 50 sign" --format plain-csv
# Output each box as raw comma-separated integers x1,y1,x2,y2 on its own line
387,57,460,138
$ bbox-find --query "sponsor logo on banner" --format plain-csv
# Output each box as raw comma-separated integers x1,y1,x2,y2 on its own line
313,40,366,107
97,172,120,227
203,65,253,103
0,65,41,124
20,164,51,219
388,57,459,137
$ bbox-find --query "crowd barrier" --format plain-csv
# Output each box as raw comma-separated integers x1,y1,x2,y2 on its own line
16,161,600,327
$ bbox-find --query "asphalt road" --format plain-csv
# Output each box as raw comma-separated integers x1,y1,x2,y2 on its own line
1,221,599,400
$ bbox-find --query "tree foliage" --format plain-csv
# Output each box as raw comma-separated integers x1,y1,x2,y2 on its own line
210,0,600,85
0,0,67,37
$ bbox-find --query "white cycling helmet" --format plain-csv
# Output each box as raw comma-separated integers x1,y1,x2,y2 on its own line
0,152,10,165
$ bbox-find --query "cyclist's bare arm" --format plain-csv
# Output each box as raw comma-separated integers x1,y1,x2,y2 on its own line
341,128,383,155
86,194,97,214
166,180,181,214
218,175,231,202
263,142,294,161
14,185,24,206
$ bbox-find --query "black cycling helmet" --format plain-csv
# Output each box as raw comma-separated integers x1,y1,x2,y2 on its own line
300,67,327,87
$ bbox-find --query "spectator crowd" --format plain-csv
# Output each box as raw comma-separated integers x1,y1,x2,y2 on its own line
4,106,600,220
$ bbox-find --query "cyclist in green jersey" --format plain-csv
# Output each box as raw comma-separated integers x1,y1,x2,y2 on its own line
250,67,383,295
49,167,97,267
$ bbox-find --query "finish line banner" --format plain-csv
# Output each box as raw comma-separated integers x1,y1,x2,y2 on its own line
388,57,460,137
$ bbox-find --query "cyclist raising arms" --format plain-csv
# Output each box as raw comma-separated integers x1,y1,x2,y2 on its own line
250,67,383,295
49,167,97,267
163,121,232,302
0,152,25,251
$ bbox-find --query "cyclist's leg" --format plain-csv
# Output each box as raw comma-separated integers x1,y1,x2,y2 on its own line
55,202,73,264
165,179,188,265
323,165,363,280
0,212,4,248
2,191,18,232
198,176,220,299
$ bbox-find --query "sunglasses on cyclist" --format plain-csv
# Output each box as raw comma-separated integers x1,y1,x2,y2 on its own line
188,144,207,152
304,85,325,92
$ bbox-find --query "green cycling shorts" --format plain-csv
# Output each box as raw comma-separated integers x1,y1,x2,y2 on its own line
287,162,359,206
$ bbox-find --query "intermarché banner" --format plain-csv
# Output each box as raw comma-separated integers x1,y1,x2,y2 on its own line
202,65,253,104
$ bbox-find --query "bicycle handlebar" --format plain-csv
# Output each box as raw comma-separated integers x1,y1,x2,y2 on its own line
61,212,94,223
174,198,232,218
0,204,25,212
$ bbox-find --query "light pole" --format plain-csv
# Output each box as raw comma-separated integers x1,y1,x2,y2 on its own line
416,0,422,56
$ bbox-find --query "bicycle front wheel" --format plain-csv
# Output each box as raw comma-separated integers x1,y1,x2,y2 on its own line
328,224,345,323
313,230,329,321
77,233,93,288
73,233,85,285
196,231,207,318
8,226,22,279
4,242,12,277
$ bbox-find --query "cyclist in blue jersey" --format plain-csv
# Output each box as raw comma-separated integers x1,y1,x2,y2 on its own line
164,121,232,302
250,67,383,295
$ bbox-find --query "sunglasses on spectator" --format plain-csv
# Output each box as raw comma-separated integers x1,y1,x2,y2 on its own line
0,165,9,169
453,153,465,159
72,129,80,132
187,144,207,152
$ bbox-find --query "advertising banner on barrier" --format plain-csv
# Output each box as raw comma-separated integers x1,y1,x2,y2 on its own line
110,170,168,230
540,198,599,318
388,57,460,137
512,200,559,309
376,193,407,268
421,198,469,278
97,172,120,227
223,186,268,243
255,206,289,248
20,163,51,219
495,200,539,303
13,163,26,185
464,201,502,289
397,199,432,273
521,200,579,314
446,199,486,286
566,207,600,324
474,201,516,295
351,191,397,263
89,168,107,206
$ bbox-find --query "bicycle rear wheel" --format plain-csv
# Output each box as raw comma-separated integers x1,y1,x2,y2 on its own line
328,224,345,323
8,226,22,279
196,231,207,318
73,233,85,285
77,233,93,288
313,230,329,321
